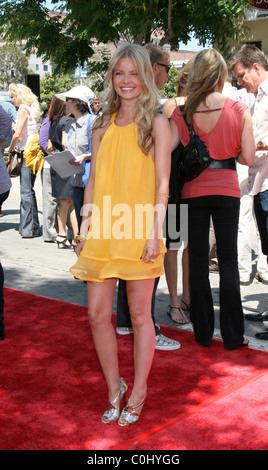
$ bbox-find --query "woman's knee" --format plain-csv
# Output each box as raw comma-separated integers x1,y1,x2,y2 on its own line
87,304,108,330
87,280,116,329
129,301,151,329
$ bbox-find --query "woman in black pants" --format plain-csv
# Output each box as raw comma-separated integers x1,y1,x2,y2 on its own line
170,49,255,350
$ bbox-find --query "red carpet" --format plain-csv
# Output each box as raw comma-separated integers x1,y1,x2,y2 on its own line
1,288,268,450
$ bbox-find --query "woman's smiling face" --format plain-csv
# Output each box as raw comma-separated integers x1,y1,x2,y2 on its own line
113,56,142,102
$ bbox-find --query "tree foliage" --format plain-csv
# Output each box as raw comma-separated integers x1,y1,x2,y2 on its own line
163,67,180,99
40,71,76,103
0,0,249,73
0,44,29,89
86,45,112,93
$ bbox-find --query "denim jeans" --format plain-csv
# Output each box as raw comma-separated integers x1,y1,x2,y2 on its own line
254,190,268,256
19,159,41,237
182,195,244,349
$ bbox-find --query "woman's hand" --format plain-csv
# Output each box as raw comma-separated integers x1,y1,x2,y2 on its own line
75,240,86,257
69,155,84,166
141,240,160,263
45,140,55,154
70,153,90,166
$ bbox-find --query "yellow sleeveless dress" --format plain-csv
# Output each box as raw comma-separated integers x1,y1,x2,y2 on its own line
70,113,166,282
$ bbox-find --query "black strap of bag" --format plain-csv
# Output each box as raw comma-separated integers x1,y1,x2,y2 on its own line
169,106,237,197
179,106,236,181
179,106,212,182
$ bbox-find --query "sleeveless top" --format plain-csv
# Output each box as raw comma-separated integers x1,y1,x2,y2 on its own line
171,97,247,199
70,112,166,282
17,104,39,151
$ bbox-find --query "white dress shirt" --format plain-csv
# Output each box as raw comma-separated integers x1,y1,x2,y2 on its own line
249,78,268,195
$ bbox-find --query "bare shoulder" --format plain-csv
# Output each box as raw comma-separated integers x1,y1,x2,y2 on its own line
152,113,170,135
92,115,112,142
162,98,176,118
153,112,169,126
18,106,30,118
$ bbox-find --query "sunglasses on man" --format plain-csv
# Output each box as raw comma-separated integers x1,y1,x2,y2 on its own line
157,63,171,73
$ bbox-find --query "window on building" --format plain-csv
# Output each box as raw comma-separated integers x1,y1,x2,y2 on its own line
36,64,39,71
43,65,48,72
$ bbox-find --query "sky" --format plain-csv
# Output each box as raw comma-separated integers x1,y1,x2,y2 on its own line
179,37,206,51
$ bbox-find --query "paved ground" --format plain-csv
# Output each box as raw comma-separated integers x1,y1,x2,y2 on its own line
1,173,267,351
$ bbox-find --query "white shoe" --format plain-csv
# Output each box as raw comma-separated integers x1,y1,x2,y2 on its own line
240,276,250,285
116,327,133,335
117,325,181,350
155,333,181,350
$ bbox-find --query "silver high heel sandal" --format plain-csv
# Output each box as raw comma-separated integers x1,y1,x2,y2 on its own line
118,388,147,427
101,378,128,424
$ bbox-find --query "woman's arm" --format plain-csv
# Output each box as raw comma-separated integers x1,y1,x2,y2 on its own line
45,139,54,155
237,108,255,166
61,130,68,150
141,113,171,262
170,119,181,152
6,107,29,152
162,99,176,119
39,117,50,153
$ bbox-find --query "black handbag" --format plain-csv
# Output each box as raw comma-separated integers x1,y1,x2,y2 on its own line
179,105,212,183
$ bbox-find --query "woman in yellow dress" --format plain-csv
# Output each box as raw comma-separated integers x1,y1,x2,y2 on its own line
70,43,171,426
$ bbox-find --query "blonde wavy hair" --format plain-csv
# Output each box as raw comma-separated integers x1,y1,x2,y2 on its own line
100,42,160,154
184,49,227,123
9,83,41,121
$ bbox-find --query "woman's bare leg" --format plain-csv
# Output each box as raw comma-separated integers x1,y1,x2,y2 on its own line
126,278,156,405
164,249,188,323
69,202,78,240
57,199,71,238
87,278,121,402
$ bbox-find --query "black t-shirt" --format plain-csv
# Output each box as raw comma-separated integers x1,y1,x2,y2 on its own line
49,115,74,151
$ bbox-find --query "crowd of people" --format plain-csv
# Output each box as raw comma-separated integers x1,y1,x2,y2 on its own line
0,42,267,425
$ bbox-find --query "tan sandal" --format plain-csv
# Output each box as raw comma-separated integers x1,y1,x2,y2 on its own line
167,305,188,324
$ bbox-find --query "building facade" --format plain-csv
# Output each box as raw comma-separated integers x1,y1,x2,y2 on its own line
229,2,268,57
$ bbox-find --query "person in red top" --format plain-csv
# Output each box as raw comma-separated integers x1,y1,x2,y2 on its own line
170,48,255,350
